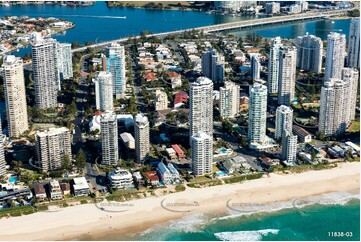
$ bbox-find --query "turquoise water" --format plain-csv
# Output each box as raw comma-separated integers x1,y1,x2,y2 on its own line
129,193,360,241
9,176,19,183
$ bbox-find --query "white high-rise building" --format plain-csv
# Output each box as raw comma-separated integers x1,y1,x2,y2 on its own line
266,2,280,14
154,88,168,111
319,78,349,137
106,42,126,98
278,46,297,105
220,81,240,118
56,42,73,83
1,55,29,138
100,112,118,165
191,132,212,176
0,123,5,176
250,54,261,80
134,113,150,163
31,34,58,109
324,32,346,80
94,71,113,111
35,127,72,171
295,33,323,73
248,83,268,147
281,131,298,164
202,49,224,84
268,37,282,95
347,18,360,69
189,77,214,140
275,105,293,139
342,68,359,124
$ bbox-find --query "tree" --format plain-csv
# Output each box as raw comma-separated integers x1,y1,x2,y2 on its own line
68,101,77,115
61,155,72,172
311,149,317,161
75,148,87,172
11,160,22,176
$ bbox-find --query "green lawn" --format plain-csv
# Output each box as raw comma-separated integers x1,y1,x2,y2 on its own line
348,120,360,133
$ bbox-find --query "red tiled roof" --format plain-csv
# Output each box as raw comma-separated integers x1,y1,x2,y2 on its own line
144,72,157,81
171,144,186,158
167,71,180,78
143,171,159,181
174,91,188,105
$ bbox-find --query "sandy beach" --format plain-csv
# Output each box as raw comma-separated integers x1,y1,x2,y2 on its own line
0,162,359,241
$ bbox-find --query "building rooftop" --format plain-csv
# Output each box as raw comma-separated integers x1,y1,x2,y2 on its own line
72,177,89,190
36,127,69,137
120,132,135,143
143,171,159,181
33,183,46,195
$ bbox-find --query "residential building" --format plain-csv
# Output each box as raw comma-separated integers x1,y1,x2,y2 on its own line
56,42,73,82
191,132,213,176
1,55,29,138
250,53,261,80
0,123,5,176
266,2,280,14
174,91,188,108
157,162,172,185
143,171,159,186
319,78,349,137
202,49,224,84
60,183,71,195
281,131,298,164
108,167,134,189
295,33,323,73
94,71,113,111
275,105,293,139
248,83,268,147
49,180,63,200
267,37,282,95
120,132,135,149
342,68,359,123
31,34,58,109
278,46,297,105
292,125,312,143
289,4,301,14
106,42,126,98
347,18,360,69
100,112,118,165
154,88,168,111
134,113,150,163
33,183,47,201
324,32,346,80
35,127,72,171
171,144,186,159
71,177,90,196
189,77,213,140
220,81,240,118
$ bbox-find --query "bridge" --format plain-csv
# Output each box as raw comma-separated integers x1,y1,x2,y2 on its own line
72,9,348,53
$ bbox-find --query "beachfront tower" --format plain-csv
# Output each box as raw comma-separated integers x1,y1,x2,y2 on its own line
100,112,119,165
324,32,346,80
275,105,293,139
1,55,29,138
134,113,150,163
94,71,113,111
281,131,298,164
191,132,213,176
106,42,126,98
220,81,240,118
278,46,297,105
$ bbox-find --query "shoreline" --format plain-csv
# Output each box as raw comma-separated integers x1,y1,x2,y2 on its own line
0,162,359,241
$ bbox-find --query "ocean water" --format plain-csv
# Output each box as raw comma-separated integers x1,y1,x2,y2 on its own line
107,192,360,241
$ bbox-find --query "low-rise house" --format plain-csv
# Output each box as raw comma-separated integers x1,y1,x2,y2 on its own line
120,132,135,149
133,171,145,187
168,71,182,89
292,125,312,143
328,146,344,158
166,148,177,160
108,167,134,189
143,72,157,82
49,180,63,200
221,159,240,174
60,183,71,196
71,177,90,196
259,157,279,168
167,163,180,181
171,144,186,159
143,171,159,186
157,162,173,185
33,183,47,201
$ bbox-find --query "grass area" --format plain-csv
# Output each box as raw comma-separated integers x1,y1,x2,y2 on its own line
0,204,48,219
272,163,338,174
174,184,186,192
107,189,148,202
223,173,263,184
189,175,212,183
212,163,221,173
348,120,360,133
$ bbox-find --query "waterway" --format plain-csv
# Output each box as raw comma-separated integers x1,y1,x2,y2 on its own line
0,1,351,57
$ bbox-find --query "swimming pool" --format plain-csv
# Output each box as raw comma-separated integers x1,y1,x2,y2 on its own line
218,147,228,153
216,171,228,176
9,176,19,183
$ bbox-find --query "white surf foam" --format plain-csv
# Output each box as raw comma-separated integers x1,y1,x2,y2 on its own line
214,229,279,241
